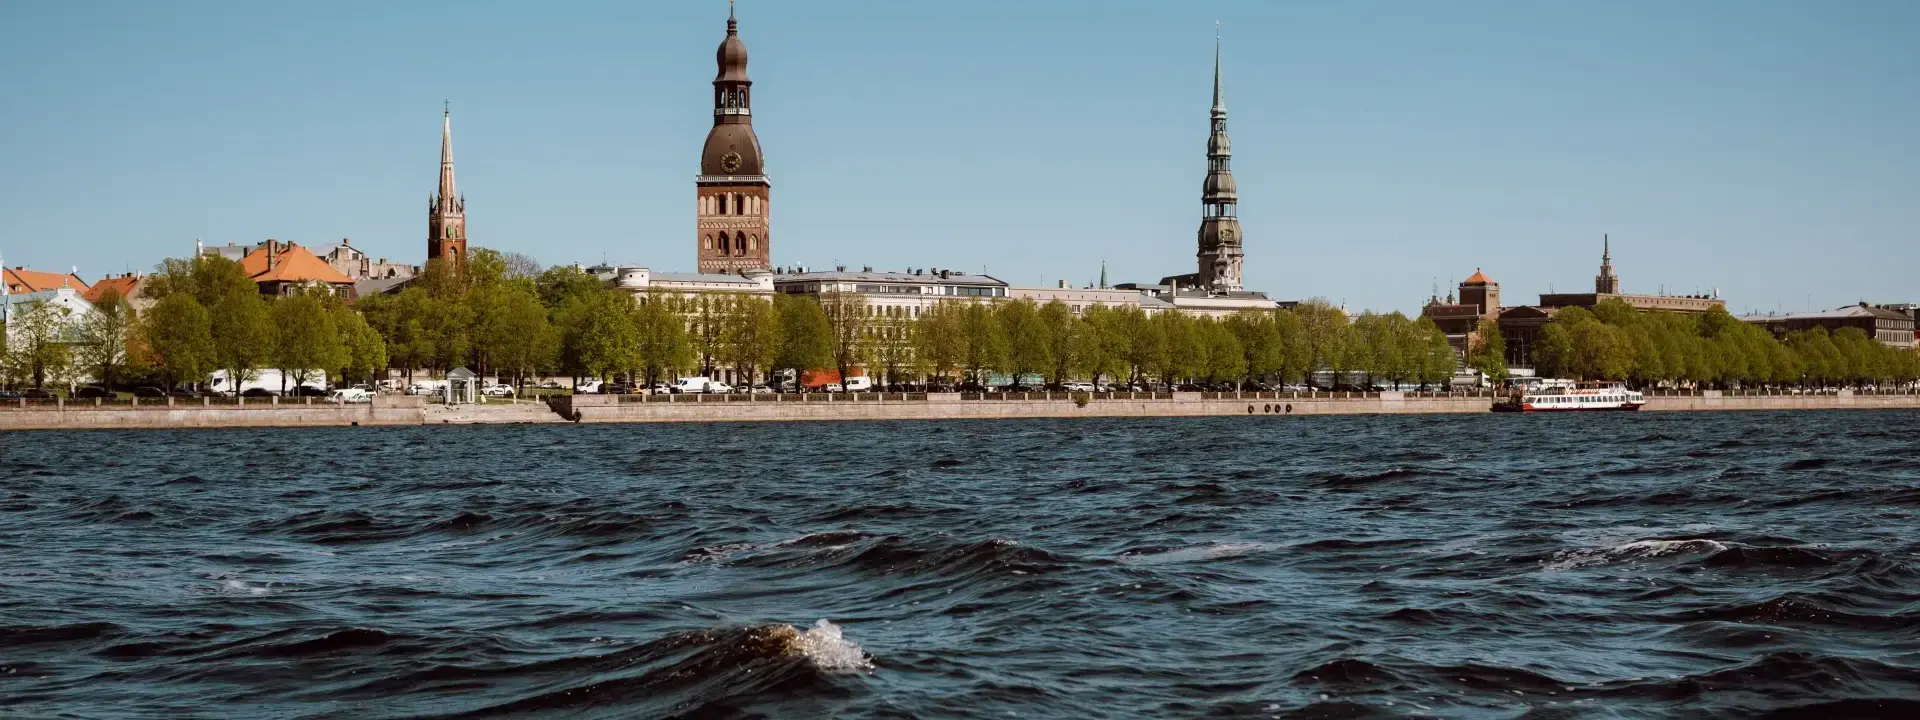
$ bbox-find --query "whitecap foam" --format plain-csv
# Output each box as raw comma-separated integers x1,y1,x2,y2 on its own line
1543,539,1728,571
790,619,871,673
1118,542,1269,565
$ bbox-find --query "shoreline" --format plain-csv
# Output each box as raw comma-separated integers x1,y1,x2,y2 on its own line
2,390,1917,431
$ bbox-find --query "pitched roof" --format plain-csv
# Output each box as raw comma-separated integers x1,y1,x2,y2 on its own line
239,243,353,285
4,267,90,295
1462,268,1493,286
84,274,143,303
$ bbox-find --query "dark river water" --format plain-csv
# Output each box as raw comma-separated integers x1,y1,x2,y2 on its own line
3,411,1919,719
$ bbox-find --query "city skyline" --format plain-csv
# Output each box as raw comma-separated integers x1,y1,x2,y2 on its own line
2,0,1915,315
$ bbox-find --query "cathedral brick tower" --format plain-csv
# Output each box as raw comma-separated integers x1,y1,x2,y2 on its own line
1195,33,1245,292
695,4,772,274
427,108,467,268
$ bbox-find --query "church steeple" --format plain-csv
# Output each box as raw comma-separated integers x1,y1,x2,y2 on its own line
427,105,467,267
1196,26,1244,292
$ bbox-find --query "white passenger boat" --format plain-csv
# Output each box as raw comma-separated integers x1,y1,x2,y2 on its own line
1492,380,1645,412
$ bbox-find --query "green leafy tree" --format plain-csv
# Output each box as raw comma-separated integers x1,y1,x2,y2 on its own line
633,295,695,386
1465,317,1508,384
1416,317,1457,389
1038,300,1079,388
75,289,135,389
959,300,1006,386
996,298,1051,388
720,294,783,387
335,308,389,386
209,286,272,394
820,291,871,388
1070,305,1125,388
4,299,75,389
476,284,550,387
774,294,834,385
560,290,637,382
1224,310,1282,389
140,293,214,390
270,293,345,392
911,300,967,387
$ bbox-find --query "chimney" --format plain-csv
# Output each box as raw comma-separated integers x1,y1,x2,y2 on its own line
862,265,872,273
1058,279,1069,289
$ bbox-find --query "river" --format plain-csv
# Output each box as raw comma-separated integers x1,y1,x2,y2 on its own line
3,411,1917,717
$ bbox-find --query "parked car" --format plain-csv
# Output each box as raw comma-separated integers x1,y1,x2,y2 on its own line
540,380,563,389
349,383,373,392
241,388,277,398
291,385,329,398
483,383,515,397
842,376,873,392
73,386,113,399
704,382,733,394
671,377,712,394
21,388,57,400
327,388,373,404
169,388,202,399
131,386,168,398
649,383,673,395
748,384,773,394
599,383,632,395
1061,382,1096,392
823,383,844,393
575,380,604,394
0,391,20,400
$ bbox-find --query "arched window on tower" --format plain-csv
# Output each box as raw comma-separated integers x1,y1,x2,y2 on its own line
719,234,731,254
732,194,743,215
735,232,747,256
748,235,757,251
703,235,712,251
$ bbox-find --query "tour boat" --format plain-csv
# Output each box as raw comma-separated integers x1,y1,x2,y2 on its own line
1492,380,1645,412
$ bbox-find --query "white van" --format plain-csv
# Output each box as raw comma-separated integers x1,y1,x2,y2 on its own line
210,369,328,397
327,388,372,404
843,375,872,392
672,377,712,394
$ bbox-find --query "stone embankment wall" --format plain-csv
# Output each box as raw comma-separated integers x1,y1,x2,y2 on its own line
0,395,426,431
552,391,1492,424
1642,389,1920,412
5,390,1917,431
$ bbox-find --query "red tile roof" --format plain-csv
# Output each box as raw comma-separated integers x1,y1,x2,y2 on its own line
1462,268,1493,286
4,267,90,294
84,274,142,303
239,243,353,285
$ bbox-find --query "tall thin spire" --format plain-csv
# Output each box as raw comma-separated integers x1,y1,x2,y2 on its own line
1212,22,1226,117
1596,233,1620,294
438,105,456,205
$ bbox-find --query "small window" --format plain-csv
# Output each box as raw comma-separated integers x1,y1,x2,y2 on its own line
748,235,757,251
703,235,712,250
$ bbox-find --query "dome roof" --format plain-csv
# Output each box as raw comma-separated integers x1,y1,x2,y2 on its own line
1207,131,1231,155
1203,172,1237,198
716,16,749,83
702,122,764,176
1463,268,1494,286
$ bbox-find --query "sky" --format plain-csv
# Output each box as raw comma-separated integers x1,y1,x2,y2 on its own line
1,0,1915,315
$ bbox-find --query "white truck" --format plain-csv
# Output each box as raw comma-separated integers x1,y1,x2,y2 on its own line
672,376,732,394
209,369,328,397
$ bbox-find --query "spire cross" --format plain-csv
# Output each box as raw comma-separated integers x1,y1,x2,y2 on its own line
443,99,449,116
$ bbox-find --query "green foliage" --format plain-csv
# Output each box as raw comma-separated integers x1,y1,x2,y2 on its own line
75,289,134,389
270,293,345,391
774,294,834,379
559,290,636,381
911,300,967,384
634,296,695,385
141,293,214,389
1038,300,1078,388
1465,317,1507,383
719,294,782,385
996,298,1051,387
209,286,272,392
4,298,76,388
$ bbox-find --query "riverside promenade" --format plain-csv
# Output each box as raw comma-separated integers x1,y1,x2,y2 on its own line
2,390,1917,431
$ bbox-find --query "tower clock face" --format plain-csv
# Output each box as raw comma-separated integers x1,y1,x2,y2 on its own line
1220,228,1235,242
720,151,742,173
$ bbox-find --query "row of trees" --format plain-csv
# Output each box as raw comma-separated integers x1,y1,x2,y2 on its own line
1462,299,1920,389
0,254,388,392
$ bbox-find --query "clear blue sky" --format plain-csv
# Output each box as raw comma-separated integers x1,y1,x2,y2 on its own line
2,0,1914,314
